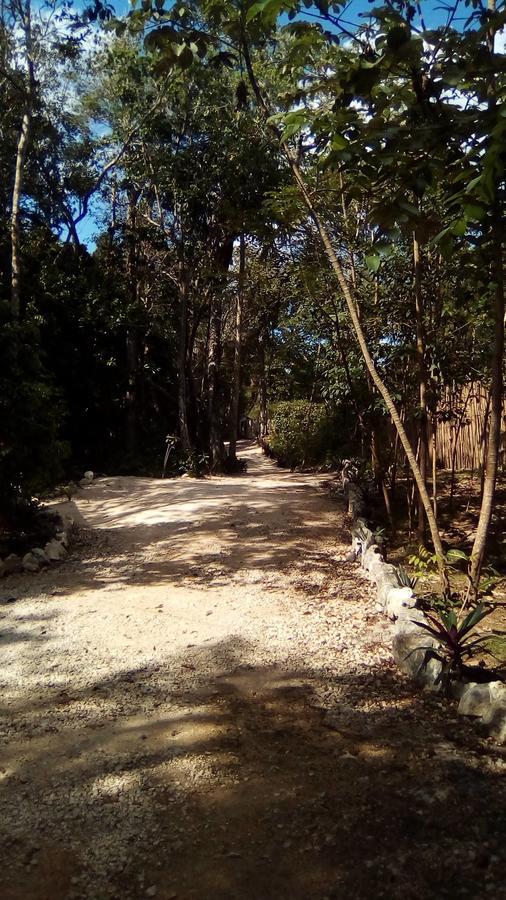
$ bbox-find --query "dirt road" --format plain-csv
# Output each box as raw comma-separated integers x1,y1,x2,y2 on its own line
1,443,505,900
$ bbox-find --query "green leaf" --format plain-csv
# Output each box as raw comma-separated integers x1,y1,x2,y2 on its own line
144,26,178,51
246,0,269,22
451,217,468,237
446,548,468,562
246,0,286,23
279,109,310,141
331,134,349,150
463,202,485,222
365,253,381,273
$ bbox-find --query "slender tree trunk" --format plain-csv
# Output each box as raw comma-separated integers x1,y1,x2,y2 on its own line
469,237,504,592
413,228,429,545
108,180,117,251
177,261,192,452
390,427,400,501
11,108,30,319
10,1,35,320
125,189,139,457
479,392,491,502
285,148,449,590
243,38,453,589
468,0,505,595
431,416,438,521
125,329,138,456
228,233,245,462
207,293,226,470
371,425,392,525
258,331,268,437
242,37,450,597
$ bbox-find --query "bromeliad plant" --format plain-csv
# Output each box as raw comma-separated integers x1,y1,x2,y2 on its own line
415,604,495,684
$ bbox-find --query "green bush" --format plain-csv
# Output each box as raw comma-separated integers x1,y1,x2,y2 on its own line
267,400,336,469
0,317,67,512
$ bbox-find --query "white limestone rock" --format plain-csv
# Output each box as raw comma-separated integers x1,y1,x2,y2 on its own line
385,586,417,620
483,701,506,744
458,683,493,717
31,548,49,565
3,554,22,575
22,552,41,573
44,539,68,562
392,618,443,691
363,545,383,572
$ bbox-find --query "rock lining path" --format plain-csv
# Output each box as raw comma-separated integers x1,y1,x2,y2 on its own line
1,443,505,899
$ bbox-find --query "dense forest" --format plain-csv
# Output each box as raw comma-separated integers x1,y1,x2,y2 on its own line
1,0,504,598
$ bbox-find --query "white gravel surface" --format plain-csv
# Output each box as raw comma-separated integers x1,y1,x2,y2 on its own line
1,443,505,900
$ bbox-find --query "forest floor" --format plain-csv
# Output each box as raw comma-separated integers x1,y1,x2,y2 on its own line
372,471,506,664
1,442,505,900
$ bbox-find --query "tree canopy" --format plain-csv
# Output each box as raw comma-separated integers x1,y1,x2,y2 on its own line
0,0,504,595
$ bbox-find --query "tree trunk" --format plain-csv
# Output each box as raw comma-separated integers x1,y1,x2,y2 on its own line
468,0,505,596
371,425,392,525
258,331,268,437
207,293,226,470
287,158,449,592
125,329,138,457
125,189,139,457
431,417,438,521
413,228,429,545
10,1,35,320
469,234,504,592
177,261,192,452
228,233,245,462
242,37,450,597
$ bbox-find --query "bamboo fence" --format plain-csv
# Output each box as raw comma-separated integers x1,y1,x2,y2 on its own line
435,382,506,472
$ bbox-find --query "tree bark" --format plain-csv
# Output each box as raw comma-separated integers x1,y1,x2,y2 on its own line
177,261,192,452
469,230,504,593
413,228,429,545
125,188,140,457
242,37,450,596
468,0,505,595
258,331,268,437
207,293,226,469
228,232,246,462
10,0,35,320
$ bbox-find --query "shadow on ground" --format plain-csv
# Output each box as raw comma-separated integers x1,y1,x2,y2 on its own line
1,636,505,900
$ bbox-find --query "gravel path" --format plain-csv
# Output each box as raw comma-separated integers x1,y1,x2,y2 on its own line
1,442,505,900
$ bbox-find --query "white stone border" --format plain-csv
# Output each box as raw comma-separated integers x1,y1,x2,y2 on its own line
346,482,506,744
0,509,75,577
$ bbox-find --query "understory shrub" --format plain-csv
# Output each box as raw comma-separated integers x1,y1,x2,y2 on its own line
0,318,67,511
267,400,338,469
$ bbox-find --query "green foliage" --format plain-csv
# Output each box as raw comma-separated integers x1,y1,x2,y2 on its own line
0,0,504,595
408,545,439,578
409,546,469,580
415,604,495,680
0,317,68,511
396,566,418,591
267,400,337,468
178,450,210,478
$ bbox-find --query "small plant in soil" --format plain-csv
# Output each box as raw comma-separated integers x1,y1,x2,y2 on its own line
396,565,418,591
415,604,496,685
178,450,209,478
409,545,468,580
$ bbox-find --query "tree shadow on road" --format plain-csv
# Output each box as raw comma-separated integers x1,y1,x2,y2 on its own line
1,636,505,900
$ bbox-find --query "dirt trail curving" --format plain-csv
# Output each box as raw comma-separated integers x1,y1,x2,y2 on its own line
1,442,505,900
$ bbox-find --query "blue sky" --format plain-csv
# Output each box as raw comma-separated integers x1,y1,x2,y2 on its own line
70,0,495,247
